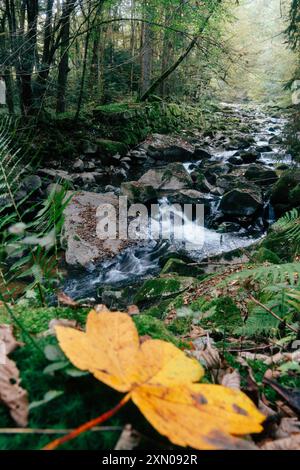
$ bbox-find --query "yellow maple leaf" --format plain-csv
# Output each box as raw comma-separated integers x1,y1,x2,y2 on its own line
55,309,265,450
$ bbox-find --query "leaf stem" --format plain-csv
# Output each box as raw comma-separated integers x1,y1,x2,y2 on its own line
43,393,132,450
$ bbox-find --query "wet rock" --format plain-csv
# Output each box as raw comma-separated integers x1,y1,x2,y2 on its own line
220,188,263,217
204,163,231,185
21,175,42,193
257,144,273,153
84,161,96,170
244,165,278,186
269,135,282,145
228,156,244,165
193,148,212,160
147,145,194,163
46,183,63,196
74,173,97,185
62,191,132,268
105,185,116,193
168,189,215,206
217,222,241,233
121,162,131,171
160,258,204,277
271,169,300,214
121,163,192,202
276,164,289,171
97,139,127,158
37,168,73,183
101,289,127,309
224,135,255,151
239,149,260,164
73,158,85,172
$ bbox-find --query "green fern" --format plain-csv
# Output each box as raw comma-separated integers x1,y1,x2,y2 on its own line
0,117,69,304
221,262,300,287
234,305,280,337
235,284,298,337
272,208,300,244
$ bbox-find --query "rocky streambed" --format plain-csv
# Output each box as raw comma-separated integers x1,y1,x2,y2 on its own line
44,102,293,303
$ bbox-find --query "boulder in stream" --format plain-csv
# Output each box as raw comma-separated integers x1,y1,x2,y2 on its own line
121,163,192,202
62,191,133,268
244,165,278,186
219,187,263,217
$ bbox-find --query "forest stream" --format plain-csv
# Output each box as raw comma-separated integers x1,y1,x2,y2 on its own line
63,103,290,301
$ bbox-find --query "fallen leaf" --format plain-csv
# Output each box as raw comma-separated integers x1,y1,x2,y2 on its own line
0,325,28,426
264,378,300,414
0,357,28,426
222,370,241,390
38,319,78,337
54,310,265,450
0,325,23,354
127,305,140,316
57,292,79,308
114,424,141,450
260,434,300,450
275,417,300,439
188,335,222,370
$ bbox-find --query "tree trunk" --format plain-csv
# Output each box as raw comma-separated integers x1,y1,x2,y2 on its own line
19,0,38,115
56,1,72,113
139,1,222,102
140,2,153,96
34,0,54,105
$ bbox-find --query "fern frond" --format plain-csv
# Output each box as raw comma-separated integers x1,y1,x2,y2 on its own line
272,208,300,244
221,262,300,287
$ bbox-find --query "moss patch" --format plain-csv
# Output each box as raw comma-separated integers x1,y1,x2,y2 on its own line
133,315,187,348
0,306,89,337
134,276,194,304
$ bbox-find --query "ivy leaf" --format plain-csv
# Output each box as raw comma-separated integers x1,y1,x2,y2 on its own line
55,310,265,450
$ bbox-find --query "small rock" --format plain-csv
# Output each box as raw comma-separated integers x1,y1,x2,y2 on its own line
239,149,260,164
76,173,96,185
244,165,278,186
269,135,282,145
84,161,96,170
121,157,132,163
21,175,42,192
220,188,263,217
105,185,116,192
46,183,63,196
128,305,140,316
73,158,84,172
228,156,244,165
257,144,273,153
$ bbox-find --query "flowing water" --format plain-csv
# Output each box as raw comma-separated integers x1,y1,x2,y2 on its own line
64,104,290,300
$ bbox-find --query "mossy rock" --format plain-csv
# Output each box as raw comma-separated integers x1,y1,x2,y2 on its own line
161,258,204,277
133,315,186,347
120,181,157,203
271,170,300,214
134,275,195,305
96,139,128,156
142,299,173,319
